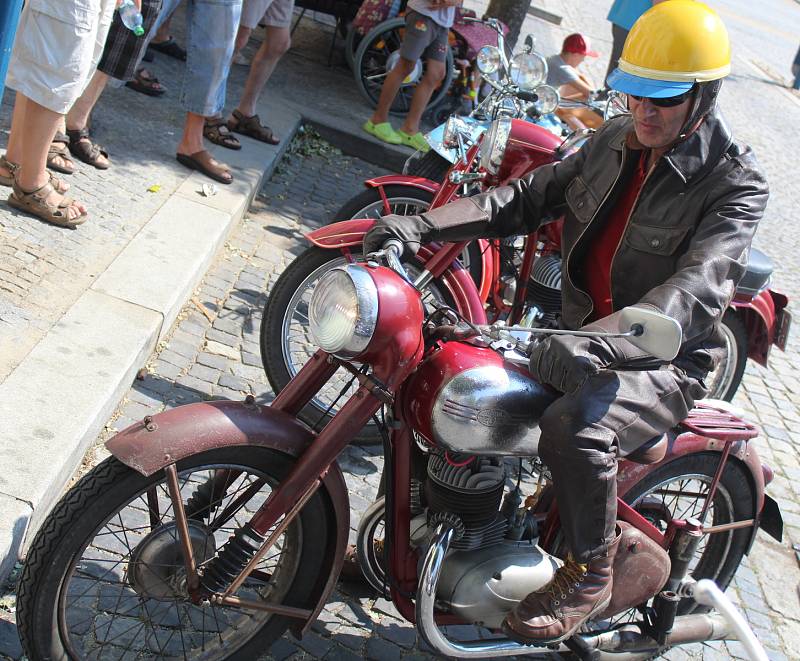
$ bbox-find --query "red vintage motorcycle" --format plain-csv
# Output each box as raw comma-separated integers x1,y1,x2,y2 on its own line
18,241,781,659
261,117,791,444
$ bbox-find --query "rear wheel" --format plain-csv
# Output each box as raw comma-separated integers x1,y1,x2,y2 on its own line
17,448,334,660
552,453,755,660
704,309,748,401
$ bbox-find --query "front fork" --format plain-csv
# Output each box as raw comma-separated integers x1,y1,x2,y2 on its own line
162,351,382,610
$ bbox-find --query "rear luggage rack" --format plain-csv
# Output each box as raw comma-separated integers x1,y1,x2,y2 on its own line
680,402,759,442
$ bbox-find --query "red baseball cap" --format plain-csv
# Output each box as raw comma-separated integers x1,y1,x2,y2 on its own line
562,33,599,58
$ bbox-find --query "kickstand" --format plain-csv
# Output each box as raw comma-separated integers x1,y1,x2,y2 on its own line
563,636,601,661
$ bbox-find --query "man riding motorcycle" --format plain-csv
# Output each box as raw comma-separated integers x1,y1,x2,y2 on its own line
364,0,769,646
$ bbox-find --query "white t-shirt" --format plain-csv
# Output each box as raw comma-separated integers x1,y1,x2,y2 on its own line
545,54,581,88
407,0,455,29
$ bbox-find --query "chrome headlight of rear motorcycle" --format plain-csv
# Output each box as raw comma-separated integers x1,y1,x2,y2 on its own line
510,52,547,90
531,84,559,115
479,116,512,175
476,46,503,75
309,265,378,358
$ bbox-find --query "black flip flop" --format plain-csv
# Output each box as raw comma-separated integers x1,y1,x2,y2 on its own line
125,69,167,97
150,37,187,61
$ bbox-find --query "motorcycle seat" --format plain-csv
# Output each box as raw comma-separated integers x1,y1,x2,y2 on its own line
735,247,773,298
624,434,668,465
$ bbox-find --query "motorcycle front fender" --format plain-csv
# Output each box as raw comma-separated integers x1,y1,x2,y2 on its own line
365,173,441,195
304,222,488,323
106,399,350,636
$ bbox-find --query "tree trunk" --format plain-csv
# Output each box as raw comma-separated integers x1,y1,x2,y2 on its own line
483,0,532,52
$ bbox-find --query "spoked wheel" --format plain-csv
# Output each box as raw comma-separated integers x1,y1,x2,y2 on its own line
260,245,454,445
331,185,483,284
17,449,334,660
353,17,454,115
344,26,363,71
703,309,748,401
553,454,755,660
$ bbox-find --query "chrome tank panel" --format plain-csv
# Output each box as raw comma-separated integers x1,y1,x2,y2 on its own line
436,541,560,629
432,365,546,456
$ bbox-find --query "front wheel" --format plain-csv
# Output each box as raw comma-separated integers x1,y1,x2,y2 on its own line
17,448,334,660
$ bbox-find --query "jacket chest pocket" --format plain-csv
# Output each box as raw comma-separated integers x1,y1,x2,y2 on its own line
624,224,691,256
565,177,598,224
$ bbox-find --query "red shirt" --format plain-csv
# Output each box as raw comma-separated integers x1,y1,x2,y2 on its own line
584,151,648,321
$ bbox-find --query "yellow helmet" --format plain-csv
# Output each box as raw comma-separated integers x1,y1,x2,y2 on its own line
608,0,730,98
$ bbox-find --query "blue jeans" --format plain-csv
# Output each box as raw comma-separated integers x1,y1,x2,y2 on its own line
148,0,242,116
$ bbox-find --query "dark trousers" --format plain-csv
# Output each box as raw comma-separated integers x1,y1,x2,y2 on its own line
538,366,706,563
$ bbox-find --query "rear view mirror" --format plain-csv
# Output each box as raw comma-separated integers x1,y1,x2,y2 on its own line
618,307,682,361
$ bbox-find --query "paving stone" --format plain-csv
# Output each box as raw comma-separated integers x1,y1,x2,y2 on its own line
196,352,230,371
188,363,220,384
218,374,251,393
365,636,402,661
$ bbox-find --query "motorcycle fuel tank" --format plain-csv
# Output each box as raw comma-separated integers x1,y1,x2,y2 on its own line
403,341,557,456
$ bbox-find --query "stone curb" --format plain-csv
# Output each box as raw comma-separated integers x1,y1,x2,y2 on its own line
0,106,302,582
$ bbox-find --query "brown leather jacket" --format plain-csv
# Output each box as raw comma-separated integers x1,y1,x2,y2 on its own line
368,110,769,377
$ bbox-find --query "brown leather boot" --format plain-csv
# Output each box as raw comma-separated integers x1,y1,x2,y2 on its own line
503,532,621,645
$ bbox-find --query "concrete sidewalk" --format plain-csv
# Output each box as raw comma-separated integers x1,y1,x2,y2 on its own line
0,10,414,581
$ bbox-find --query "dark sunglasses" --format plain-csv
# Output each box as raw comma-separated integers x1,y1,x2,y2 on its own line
628,85,696,108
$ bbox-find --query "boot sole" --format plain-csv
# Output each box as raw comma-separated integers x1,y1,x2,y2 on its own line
502,594,613,647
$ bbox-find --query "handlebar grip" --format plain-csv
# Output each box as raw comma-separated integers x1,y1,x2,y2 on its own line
517,91,539,103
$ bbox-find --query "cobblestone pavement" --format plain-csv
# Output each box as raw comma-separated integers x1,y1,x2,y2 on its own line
1,125,798,660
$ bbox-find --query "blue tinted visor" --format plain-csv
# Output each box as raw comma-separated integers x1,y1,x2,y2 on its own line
607,68,694,98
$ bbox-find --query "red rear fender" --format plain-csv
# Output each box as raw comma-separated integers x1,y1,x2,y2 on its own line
106,400,349,636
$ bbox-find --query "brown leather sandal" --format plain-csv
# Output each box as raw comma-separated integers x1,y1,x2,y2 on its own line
203,119,241,150
66,127,110,170
47,132,76,174
227,109,280,145
8,179,87,228
1,155,70,193
175,150,233,184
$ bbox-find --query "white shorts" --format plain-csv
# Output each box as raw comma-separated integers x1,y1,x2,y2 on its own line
240,0,295,30
6,0,116,114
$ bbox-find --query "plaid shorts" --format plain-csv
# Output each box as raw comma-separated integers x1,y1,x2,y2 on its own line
98,0,163,82
399,11,449,63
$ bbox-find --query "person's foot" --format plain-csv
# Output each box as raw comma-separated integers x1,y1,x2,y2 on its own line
502,532,620,645
8,176,87,228
232,51,251,66
149,37,187,61
396,129,430,152
363,120,403,145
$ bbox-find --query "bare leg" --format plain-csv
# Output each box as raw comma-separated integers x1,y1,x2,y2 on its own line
1,94,27,178
399,59,445,135
12,95,86,220
370,57,417,125
65,70,112,168
235,25,291,118
177,112,207,156
234,25,253,56
152,14,173,44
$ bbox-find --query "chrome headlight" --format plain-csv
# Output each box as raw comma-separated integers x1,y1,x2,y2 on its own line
509,52,547,90
479,116,512,175
309,265,378,358
476,46,502,75
531,84,559,115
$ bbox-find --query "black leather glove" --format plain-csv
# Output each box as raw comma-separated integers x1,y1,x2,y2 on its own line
363,213,434,259
363,197,495,258
528,311,653,393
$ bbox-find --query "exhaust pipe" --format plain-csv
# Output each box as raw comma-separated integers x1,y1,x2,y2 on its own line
415,523,735,659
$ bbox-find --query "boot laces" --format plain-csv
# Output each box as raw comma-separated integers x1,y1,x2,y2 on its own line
547,557,588,605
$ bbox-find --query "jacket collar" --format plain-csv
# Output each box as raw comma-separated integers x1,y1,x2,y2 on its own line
607,109,733,184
